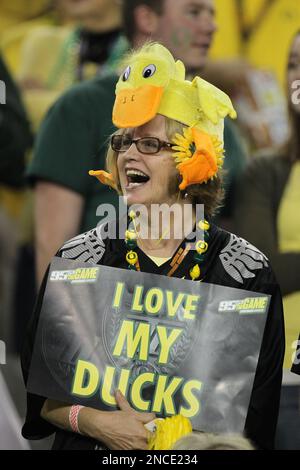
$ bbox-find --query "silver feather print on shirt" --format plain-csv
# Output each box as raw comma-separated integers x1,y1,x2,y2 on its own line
220,234,269,284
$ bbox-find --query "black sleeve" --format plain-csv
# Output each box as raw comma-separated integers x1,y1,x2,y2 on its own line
244,272,285,449
21,267,57,440
0,55,32,187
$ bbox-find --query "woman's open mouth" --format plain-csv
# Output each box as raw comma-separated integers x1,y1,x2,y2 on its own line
125,169,150,189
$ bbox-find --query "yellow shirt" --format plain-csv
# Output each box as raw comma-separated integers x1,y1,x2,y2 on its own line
277,161,300,370
147,256,172,267
0,0,49,38
17,25,73,131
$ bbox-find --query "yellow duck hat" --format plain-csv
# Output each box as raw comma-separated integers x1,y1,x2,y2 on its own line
90,42,237,190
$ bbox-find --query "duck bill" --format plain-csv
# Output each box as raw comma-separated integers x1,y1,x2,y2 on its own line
89,170,117,190
112,85,164,128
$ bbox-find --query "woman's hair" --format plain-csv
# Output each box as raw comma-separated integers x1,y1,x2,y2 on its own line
172,432,255,451
121,0,165,44
106,117,225,218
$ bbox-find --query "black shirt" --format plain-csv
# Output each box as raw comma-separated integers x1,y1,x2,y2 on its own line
0,54,32,187
21,221,285,450
291,334,300,376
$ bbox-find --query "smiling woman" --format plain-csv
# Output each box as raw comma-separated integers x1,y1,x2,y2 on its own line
115,116,181,208
105,115,224,217
22,42,285,451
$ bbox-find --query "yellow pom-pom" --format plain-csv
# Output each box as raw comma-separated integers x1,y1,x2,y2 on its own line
195,240,208,254
129,210,136,220
190,264,201,280
198,219,210,231
125,230,137,241
126,251,138,265
148,415,192,450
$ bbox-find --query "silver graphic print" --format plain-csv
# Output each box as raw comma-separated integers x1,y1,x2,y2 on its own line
220,234,269,284
60,226,106,264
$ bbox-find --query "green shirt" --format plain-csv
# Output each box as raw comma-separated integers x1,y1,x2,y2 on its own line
28,74,119,231
28,72,247,231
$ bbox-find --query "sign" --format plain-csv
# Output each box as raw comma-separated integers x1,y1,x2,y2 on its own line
27,257,270,434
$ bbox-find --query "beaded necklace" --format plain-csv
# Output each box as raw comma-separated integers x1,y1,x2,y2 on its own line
124,211,210,281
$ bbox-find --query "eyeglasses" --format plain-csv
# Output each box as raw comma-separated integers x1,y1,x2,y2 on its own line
111,134,174,155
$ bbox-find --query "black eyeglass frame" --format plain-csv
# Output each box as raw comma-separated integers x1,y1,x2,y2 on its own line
111,134,174,155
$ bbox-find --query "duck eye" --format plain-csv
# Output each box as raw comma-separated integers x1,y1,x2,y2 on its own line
122,66,131,81
142,64,156,78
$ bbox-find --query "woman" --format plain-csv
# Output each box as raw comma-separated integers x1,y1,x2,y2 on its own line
22,43,284,450
234,31,300,449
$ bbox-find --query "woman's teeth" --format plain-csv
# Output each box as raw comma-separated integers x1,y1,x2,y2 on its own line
126,169,150,187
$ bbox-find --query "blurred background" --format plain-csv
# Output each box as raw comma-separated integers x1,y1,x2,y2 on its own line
0,0,299,450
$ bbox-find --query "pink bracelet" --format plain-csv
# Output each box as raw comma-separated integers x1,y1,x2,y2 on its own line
69,404,84,434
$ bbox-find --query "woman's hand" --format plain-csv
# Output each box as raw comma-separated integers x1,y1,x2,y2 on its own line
80,390,156,450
